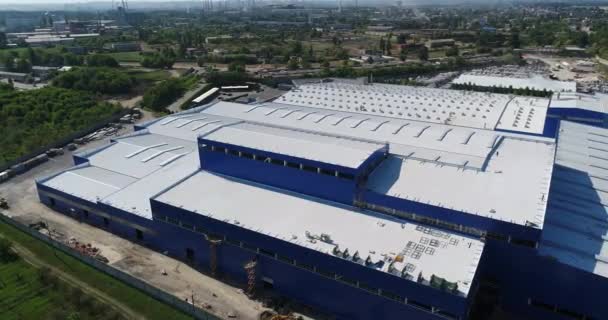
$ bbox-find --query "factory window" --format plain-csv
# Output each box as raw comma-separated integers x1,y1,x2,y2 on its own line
303,165,317,173
225,237,240,247
103,217,110,227
167,217,179,225
296,261,314,272
358,282,379,294
316,268,335,279
136,229,144,240
381,290,403,302
337,172,355,181
529,298,593,320
408,299,433,312
336,275,357,287
241,152,254,160
320,168,336,177
435,310,458,320
486,232,507,242
270,159,284,166
229,149,239,157
194,226,206,234
181,222,194,231
556,308,584,319
286,162,300,169
49,198,56,207
277,255,295,265
511,238,537,248
215,146,226,153
259,248,275,258
242,242,257,252
186,248,195,261
82,210,89,219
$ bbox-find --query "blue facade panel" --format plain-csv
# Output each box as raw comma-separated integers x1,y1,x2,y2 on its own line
151,199,473,320
199,145,358,205
478,240,608,320
363,190,542,243
35,180,474,320
547,107,607,126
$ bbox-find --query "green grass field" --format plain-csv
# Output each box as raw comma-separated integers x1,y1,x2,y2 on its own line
0,219,192,320
0,260,56,320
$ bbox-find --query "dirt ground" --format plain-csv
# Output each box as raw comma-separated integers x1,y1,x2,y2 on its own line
0,123,268,320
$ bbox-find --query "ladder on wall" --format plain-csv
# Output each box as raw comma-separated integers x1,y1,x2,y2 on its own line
244,260,257,296
209,239,221,276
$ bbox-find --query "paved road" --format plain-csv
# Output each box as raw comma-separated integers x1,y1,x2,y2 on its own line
168,81,209,112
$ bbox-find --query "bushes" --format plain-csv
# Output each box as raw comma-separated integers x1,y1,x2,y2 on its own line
141,52,175,69
0,238,18,262
0,86,121,166
141,76,197,112
52,67,134,95
205,70,251,86
86,54,120,68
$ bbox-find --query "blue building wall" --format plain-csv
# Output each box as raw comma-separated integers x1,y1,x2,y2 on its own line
151,197,474,320
36,179,472,320
198,140,369,205
477,240,608,320
362,190,542,243
547,107,607,127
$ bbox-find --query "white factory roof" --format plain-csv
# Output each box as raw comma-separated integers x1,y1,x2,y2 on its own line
155,171,484,296
367,136,555,227
40,130,206,218
201,101,554,170
42,165,136,203
549,92,608,114
201,122,385,168
452,74,576,93
277,82,550,132
539,121,608,278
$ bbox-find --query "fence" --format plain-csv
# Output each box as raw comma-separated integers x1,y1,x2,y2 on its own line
0,213,222,320
0,109,130,173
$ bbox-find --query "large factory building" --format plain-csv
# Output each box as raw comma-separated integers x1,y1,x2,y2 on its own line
37,81,608,320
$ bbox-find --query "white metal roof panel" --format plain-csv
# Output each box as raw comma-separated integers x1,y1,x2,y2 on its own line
155,171,484,296
278,82,512,130
201,122,384,168
42,165,136,202
367,137,555,227
539,121,608,278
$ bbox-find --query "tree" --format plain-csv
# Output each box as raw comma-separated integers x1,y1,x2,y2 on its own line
0,32,7,49
227,61,246,73
287,57,300,70
0,238,18,262
510,32,521,49
15,58,32,73
445,46,459,57
379,37,386,55
418,46,429,61
396,33,408,45
386,35,392,55
87,54,119,68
